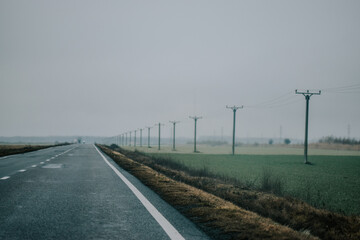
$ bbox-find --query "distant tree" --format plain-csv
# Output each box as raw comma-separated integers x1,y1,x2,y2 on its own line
268,139,273,145
284,138,291,145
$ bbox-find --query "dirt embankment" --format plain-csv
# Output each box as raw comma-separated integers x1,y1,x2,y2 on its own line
99,145,322,240
99,145,360,240
0,143,71,157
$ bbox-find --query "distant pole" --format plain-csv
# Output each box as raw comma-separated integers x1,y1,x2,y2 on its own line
296,89,321,164
146,126,152,148
129,131,132,147
125,133,128,146
226,105,243,155
169,121,180,151
134,130,137,148
140,128,143,147
156,123,164,150
189,116,202,153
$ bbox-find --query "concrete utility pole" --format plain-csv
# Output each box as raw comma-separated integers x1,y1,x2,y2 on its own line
169,121,180,151
125,132,128,146
134,130,137,148
189,116,202,153
295,89,321,164
226,105,243,155
146,126,152,148
155,123,165,150
129,131,132,147
139,128,144,147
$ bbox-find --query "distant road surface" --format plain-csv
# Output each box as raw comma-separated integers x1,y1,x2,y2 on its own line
0,144,209,240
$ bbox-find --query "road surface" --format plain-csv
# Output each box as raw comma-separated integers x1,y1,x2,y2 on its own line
0,144,209,240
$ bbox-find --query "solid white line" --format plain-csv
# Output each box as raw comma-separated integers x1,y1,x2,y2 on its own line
94,145,185,240
1,176,10,180
0,156,9,160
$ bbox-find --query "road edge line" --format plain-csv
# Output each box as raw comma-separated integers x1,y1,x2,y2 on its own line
94,145,185,240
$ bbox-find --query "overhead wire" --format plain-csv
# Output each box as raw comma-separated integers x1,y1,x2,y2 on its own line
322,82,360,94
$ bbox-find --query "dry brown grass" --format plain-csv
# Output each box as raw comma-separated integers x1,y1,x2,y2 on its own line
99,145,320,240
0,144,69,157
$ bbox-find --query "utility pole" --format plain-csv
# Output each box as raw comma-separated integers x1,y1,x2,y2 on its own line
226,105,243,155
125,132,128,146
189,116,202,153
146,126,152,148
139,128,144,147
169,121,180,151
129,131,132,147
155,123,165,150
295,89,321,164
134,130,137,148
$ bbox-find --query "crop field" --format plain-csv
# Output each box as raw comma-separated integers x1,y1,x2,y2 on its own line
123,143,360,156
132,145,360,216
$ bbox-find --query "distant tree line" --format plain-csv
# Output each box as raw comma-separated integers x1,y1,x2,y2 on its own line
319,136,360,145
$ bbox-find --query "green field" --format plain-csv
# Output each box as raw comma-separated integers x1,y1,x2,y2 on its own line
124,145,360,215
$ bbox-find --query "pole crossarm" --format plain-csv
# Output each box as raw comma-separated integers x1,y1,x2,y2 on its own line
226,105,244,111
295,89,321,97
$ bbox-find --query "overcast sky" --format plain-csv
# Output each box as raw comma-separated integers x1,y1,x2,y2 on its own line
1,0,360,140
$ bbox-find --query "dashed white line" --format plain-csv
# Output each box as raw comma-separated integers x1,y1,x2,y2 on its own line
46,159,50,162
94,145,185,240
1,176,10,180
31,165,37,168
40,162,45,164
18,169,26,173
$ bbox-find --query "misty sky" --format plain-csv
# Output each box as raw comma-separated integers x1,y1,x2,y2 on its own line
1,0,360,140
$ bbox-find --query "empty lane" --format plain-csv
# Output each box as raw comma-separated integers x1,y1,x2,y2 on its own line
0,144,208,239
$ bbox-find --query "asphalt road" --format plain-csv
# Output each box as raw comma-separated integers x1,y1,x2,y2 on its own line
0,144,209,240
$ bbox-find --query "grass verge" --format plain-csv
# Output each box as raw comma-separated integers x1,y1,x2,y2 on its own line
0,143,71,157
101,145,360,240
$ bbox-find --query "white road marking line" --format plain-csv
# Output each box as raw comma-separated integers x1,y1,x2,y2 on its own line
46,159,50,162
40,162,44,164
1,176,10,180
94,145,185,240
18,169,26,173
31,165,37,168
0,156,9,160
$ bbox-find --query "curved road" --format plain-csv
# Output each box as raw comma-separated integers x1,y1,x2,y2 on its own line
0,144,209,240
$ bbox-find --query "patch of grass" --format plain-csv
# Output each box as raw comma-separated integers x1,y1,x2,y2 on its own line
147,153,360,216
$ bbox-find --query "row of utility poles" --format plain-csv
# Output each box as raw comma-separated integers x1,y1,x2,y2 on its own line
116,117,202,153
112,89,321,163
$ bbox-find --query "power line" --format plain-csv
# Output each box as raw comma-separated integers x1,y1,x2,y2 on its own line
295,89,321,164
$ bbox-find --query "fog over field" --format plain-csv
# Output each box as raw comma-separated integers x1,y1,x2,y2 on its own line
1,1,359,140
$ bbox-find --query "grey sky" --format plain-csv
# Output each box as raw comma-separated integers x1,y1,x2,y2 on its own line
1,0,360,140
